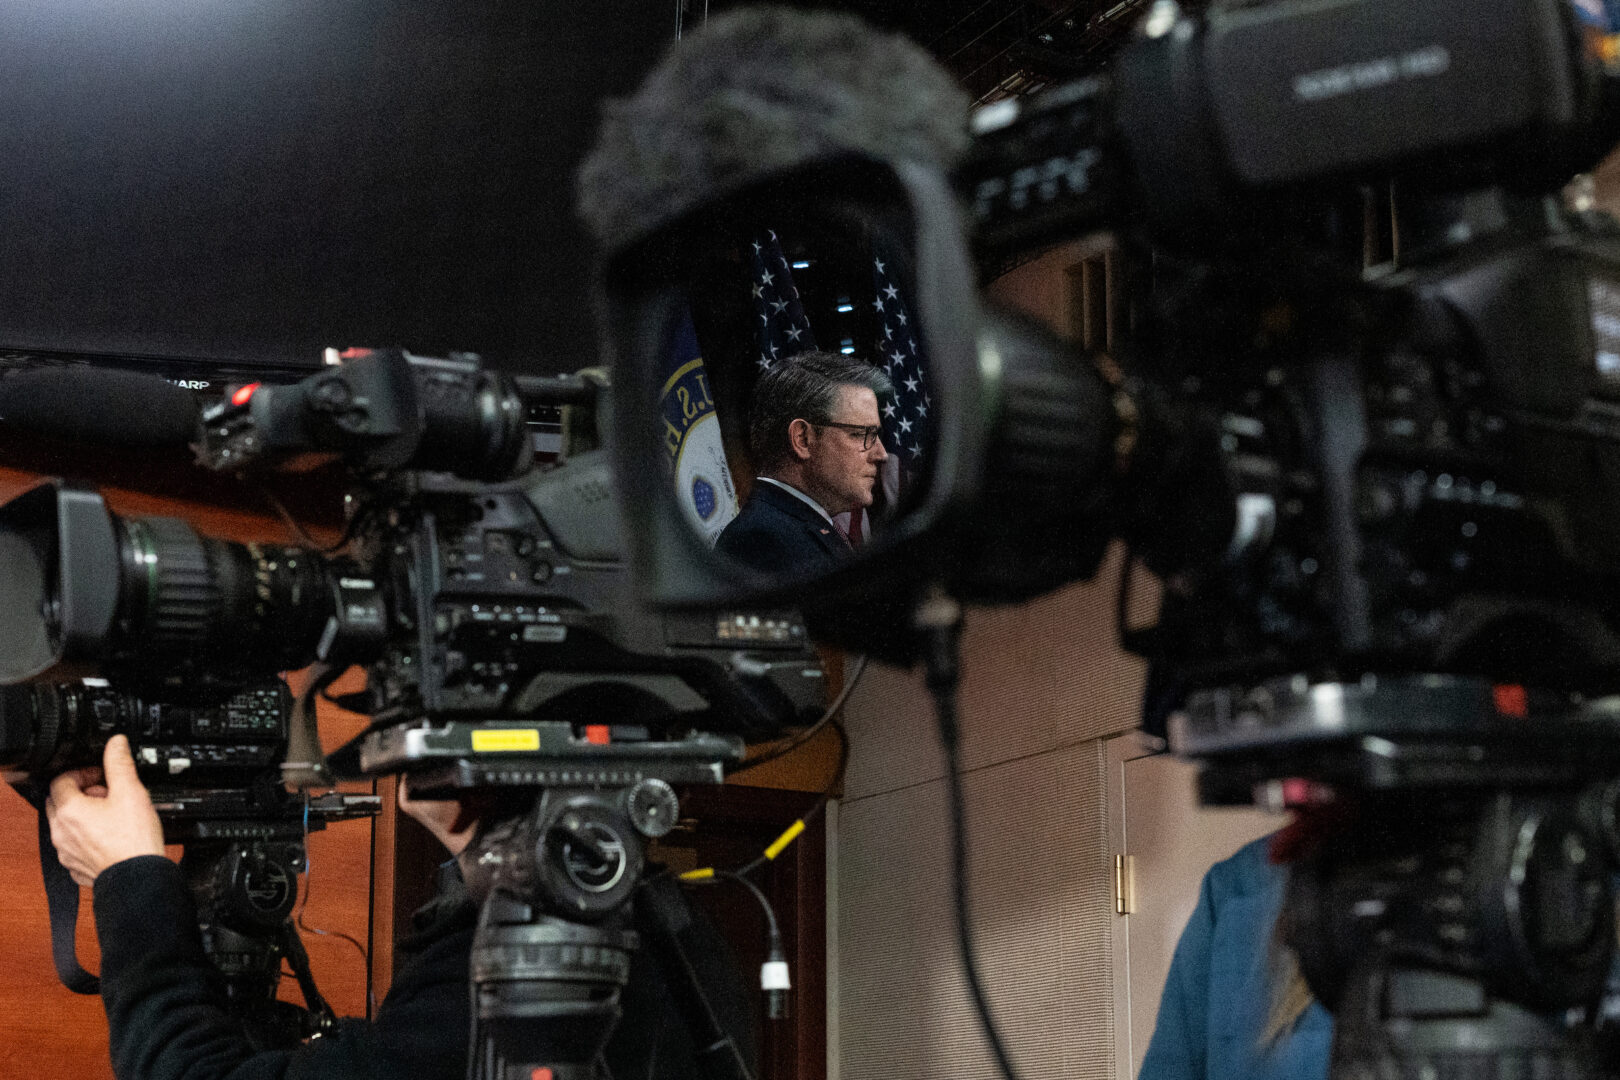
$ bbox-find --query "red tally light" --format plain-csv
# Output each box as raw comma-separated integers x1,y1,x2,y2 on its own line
1494,684,1529,718
1280,778,1314,806
530,1070,554,1080
230,382,261,407
584,725,611,746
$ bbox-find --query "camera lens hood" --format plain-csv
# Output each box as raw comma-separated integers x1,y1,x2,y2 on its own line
0,480,119,684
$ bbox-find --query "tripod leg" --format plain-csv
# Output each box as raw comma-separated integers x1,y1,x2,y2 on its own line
280,921,337,1033
637,876,756,1080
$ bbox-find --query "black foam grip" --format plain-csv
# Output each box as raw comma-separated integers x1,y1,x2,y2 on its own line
0,367,200,448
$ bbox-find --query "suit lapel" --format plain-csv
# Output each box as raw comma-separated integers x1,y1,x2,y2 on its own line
753,482,850,558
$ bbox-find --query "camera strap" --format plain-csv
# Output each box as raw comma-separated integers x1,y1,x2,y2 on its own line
12,784,100,994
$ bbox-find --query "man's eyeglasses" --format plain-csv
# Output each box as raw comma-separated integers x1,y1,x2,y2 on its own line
815,421,884,451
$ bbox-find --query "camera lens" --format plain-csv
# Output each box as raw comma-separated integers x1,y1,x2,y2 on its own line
0,684,90,782
106,515,334,689
0,685,44,774
0,482,348,691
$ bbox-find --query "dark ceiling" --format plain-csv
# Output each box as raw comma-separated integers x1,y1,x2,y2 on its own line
689,0,1152,103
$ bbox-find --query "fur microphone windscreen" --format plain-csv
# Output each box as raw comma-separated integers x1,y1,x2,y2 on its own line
577,6,971,256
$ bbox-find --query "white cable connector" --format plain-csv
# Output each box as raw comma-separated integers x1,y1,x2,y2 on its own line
761,959,791,991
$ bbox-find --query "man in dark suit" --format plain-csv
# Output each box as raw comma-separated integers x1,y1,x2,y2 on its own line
717,351,892,580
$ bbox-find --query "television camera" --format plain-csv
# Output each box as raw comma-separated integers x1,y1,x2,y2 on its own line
0,347,824,1076
1,677,380,1048
590,1,1620,1075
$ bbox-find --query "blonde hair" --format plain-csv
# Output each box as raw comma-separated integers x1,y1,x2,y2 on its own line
1260,908,1314,1047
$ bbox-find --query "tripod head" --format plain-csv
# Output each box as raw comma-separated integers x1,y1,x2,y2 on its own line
357,719,748,1080
180,790,381,1050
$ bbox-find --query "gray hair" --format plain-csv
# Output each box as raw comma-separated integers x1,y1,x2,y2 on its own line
749,351,892,470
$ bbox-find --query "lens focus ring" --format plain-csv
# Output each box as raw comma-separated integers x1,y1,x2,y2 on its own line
128,517,222,650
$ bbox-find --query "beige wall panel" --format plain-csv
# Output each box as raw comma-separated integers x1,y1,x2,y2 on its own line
843,546,1150,800
838,741,1115,1080
1113,746,1282,1077
986,236,1114,332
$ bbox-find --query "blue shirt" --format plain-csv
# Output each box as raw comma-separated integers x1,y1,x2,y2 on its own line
1139,837,1333,1080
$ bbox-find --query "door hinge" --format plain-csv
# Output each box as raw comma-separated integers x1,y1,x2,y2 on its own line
1115,853,1136,915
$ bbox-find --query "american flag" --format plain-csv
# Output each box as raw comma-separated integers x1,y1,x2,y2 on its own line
750,230,817,368
872,252,929,472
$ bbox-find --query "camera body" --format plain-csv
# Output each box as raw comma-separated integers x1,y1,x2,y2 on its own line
1129,211,1620,725
345,460,824,784
0,680,288,787
0,676,378,838
0,679,331,842
0,351,825,786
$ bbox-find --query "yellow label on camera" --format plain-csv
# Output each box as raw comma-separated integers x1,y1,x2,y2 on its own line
471,729,540,752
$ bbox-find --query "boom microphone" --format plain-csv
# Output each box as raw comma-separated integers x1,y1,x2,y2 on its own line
0,367,200,448
576,5,971,255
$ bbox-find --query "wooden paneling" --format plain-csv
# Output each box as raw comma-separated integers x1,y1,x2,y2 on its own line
290,668,384,1022
0,792,116,1079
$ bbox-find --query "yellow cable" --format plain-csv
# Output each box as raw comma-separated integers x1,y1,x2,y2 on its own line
680,817,810,881
764,819,805,860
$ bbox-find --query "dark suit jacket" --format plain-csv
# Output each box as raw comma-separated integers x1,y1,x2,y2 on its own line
715,480,849,580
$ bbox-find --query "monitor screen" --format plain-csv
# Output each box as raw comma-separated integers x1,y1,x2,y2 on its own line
0,1,672,375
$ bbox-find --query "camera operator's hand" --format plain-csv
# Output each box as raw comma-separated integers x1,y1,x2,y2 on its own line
46,735,166,886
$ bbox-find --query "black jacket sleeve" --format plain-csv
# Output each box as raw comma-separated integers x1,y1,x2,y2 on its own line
93,855,474,1080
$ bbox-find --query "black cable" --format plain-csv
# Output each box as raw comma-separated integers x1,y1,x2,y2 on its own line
730,721,847,881
919,591,1025,1080
254,482,373,555
683,869,789,1024
712,871,780,942
714,871,789,1020
729,654,868,777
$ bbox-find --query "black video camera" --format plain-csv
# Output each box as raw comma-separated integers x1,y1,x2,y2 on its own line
0,673,379,1047
0,351,822,774
0,347,824,1074
0,677,374,836
592,1,1620,1075
1,681,285,786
